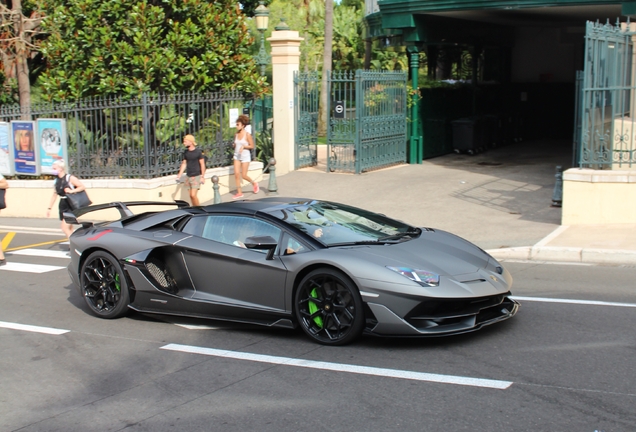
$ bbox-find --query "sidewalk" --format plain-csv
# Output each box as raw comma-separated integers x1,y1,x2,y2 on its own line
488,224,636,265
2,139,634,265
218,139,636,265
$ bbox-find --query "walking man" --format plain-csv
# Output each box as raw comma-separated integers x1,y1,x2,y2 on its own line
177,134,206,206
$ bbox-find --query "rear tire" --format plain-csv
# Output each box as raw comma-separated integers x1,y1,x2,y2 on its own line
295,268,364,346
80,251,130,319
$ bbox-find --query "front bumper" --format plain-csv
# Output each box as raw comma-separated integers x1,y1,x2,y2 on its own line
364,294,519,337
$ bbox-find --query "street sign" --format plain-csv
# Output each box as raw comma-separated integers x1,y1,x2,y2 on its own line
334,100,345,118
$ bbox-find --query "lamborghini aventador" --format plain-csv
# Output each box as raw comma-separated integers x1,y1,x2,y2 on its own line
65,197,519,345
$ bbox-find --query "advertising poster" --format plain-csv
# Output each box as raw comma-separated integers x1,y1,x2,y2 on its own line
11,120,38,175
37,118,68,175
0,122,14,176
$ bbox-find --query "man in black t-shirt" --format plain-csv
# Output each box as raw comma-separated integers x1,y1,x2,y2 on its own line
177,134,206,206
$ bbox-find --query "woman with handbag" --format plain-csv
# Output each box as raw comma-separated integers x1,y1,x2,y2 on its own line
46,159,88,240
0,173,8,266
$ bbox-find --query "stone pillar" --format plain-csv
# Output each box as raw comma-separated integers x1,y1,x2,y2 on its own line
268,27,303,176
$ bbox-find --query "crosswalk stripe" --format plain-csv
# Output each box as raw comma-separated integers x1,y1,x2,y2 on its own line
0,262,65,273
0,226,63,236
9,249,70,259
0,321,69,335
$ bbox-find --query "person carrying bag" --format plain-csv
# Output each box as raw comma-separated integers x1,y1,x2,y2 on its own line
0,172,7,210
46,159,90,240
0,173,8,266
65,174,92,210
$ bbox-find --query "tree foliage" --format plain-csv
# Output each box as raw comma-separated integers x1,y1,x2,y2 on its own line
332,5,364,70
240,0,270,17
38,0,265,101
265,0,387,73
0,0,44,110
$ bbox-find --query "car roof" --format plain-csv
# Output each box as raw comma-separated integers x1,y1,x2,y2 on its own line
199,197,317,216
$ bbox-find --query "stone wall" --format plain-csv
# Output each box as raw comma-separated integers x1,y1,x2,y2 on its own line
1,162,263,218
562,168,636,224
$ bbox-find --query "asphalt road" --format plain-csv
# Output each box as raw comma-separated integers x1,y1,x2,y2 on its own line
1,231,635,432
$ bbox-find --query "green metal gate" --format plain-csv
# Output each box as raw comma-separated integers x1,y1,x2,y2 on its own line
293,71,320,169
579,20,636,169
294,70,407,173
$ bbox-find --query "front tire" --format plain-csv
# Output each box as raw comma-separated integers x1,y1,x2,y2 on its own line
80,251,130,319
295,268,364,346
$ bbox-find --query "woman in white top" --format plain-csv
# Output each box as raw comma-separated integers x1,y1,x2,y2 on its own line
232,114,260,200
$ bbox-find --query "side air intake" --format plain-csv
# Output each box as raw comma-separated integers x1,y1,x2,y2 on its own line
146,259,178,294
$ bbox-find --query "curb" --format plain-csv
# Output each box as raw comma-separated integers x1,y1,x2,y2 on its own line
487,246,636,265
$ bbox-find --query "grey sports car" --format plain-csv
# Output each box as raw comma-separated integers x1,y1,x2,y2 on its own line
65,197,519,345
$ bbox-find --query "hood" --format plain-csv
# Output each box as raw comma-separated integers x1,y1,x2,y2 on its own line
337,229,489,277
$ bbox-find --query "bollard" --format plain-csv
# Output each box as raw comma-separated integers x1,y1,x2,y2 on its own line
267,157,278,195
551,165,563,207
211,175,221,204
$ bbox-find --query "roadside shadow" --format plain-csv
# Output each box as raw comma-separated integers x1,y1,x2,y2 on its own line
426,139,571,225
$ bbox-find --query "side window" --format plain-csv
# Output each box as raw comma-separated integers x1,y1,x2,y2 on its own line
283,233,309,255
201,216,281,251
181,216,206,237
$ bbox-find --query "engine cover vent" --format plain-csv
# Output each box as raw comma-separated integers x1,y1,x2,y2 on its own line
146,259,178,294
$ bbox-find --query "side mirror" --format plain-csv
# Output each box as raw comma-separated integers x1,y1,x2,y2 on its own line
244,235,278,260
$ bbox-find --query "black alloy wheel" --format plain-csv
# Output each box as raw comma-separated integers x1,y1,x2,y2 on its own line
80,251,130,319
295,268,364,345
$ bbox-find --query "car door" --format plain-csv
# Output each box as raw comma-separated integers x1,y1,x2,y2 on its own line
179,215,288,312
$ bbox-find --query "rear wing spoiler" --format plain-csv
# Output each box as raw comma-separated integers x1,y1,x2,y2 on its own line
63,200,190,228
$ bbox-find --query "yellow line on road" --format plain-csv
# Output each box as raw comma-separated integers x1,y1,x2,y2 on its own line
2,234,67,252
2,232,15,251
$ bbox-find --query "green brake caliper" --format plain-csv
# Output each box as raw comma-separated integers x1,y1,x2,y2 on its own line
308,288,323,328
114,273,121,292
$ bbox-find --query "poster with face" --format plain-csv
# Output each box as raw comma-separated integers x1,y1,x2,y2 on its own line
37,119,68,175
0,122,14,176
11,121,38,175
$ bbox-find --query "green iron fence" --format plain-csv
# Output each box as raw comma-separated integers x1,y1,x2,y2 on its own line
251,95,273,134
327,70,357,172
294,70,407,174
579,20,636,169
0,91,254,179
355,70,407,172
293,71,320,169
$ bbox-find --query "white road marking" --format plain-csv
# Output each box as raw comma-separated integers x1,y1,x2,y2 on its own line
0,225,63,236
0,320,69,335
502,259,593,266
512,296,636,308
160,343,512,390
0,262,65,273
533,225,570,248
9,249,70,259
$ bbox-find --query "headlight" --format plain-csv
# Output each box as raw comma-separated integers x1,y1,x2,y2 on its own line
387,266,440,287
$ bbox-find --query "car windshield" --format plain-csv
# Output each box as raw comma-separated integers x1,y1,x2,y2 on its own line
264,200,419,246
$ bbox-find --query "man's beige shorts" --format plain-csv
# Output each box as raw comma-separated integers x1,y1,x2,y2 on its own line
185,175,202,190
